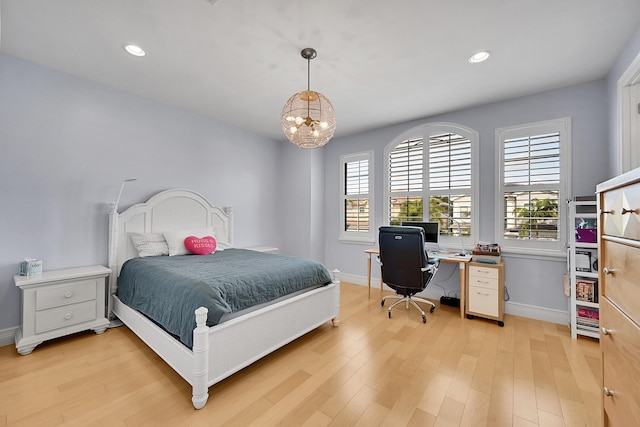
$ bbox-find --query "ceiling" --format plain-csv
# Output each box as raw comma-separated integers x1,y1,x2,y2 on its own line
2,0,640,142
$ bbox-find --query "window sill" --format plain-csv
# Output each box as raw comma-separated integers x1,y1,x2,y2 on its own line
338,237,376,245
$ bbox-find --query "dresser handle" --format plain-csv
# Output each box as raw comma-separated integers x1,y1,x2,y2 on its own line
621,207,639,215
477,292,490,296
604,387,613,397
600,209,614,215
64,291,73,298
64,313,73,320
601,326,612,335
603,267,614,275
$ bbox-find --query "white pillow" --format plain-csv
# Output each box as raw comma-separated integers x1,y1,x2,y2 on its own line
129,232,169,257
163,228,215,256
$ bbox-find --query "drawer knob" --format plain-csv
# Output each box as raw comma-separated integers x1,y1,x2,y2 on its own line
604,386,613,397
601,326,613,335
64,313,73,320
621,207,639,215
603,267,614,275
64,291,73,298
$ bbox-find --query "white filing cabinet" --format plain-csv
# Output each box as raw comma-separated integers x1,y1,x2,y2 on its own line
14,265,111,355
465,261,505,326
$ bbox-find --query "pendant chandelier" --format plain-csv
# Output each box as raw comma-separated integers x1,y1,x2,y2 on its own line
281,48,336,149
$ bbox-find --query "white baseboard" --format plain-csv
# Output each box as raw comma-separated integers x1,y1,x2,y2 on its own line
337,272,569,326
503,301,569,326
0,327,17,348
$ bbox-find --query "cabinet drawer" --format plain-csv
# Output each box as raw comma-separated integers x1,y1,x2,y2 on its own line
468,286,498,317
601,240,640,325
36,280,97,311
469,265,498,280
600,299,640,425
602,182,640,240
468,275,498,290
35,300,97,334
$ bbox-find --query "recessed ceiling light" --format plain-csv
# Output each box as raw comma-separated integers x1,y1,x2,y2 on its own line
468,51,491,64
124,44,146,57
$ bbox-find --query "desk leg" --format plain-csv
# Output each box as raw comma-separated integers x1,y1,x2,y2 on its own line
367,255,372,299
458,261,466,319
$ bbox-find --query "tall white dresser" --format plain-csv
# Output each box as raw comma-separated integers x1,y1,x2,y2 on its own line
596,167,640,426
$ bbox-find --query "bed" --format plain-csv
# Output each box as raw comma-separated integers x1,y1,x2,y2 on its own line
107,189,340,409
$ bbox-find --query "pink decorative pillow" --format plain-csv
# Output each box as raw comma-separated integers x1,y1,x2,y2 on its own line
184,235,217,255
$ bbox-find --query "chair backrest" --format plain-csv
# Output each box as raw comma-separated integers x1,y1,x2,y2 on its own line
379,226,433,292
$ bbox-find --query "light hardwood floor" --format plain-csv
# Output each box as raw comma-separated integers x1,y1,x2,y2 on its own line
0,282,602,427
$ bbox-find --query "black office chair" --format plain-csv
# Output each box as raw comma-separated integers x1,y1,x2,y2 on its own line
378,226,439,323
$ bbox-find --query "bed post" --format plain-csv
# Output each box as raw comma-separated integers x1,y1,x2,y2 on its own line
192,307,210,409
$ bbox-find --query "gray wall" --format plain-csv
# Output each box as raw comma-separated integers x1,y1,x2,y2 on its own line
0,54,284,331
322,80,609,312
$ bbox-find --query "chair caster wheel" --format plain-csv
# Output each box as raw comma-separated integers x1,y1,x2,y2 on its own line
388,312,392,319
422,315,426,324
498,321,504,327
381,300,385,307
430,306,435,313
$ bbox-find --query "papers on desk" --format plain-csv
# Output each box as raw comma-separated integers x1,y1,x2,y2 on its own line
428,251,472,261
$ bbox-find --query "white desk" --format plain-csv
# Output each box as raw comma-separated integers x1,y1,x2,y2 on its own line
364,247,471,319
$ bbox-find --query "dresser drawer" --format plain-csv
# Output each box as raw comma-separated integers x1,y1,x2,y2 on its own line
36,279,97,310
600,299,640,426
468,275,498,290
467,286,499,317
601,240,640,325
602,182,640,240
468,265,499,280
35,300,97,334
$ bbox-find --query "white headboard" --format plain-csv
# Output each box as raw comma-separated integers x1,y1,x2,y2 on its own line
107,189,232,300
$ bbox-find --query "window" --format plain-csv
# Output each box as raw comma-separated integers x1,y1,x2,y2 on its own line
496,118,571,255
385,123,478,249
340,151,374,243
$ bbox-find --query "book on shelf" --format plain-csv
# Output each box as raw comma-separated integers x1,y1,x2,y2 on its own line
576,278,598,303
575,250,592,272
577,306,599,320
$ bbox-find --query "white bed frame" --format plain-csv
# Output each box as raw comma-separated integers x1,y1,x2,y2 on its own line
107,189,340,409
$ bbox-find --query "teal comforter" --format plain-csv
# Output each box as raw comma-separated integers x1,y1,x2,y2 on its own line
117,249,332,348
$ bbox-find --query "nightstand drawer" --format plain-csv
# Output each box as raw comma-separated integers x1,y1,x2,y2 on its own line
469,265,499,280
36,280,97,310
468,275,498,290
35,300,97,334
468,286,499,317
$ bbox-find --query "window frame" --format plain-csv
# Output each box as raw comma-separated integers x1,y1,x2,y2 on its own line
495,117,571,256
339,151,375,244
383,123,479,250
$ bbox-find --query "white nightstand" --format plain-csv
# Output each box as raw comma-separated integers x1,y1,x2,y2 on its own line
14,265,111,355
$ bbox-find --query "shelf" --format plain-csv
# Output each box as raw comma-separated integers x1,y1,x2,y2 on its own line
569,198,599,340
573,242,597,249
575,327,600,339
575,271,598,279
576,300,599,308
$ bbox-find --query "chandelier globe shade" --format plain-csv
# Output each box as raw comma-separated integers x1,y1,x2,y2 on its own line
281,48,336,149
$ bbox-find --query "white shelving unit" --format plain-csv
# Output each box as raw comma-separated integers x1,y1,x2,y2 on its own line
568,197,599,339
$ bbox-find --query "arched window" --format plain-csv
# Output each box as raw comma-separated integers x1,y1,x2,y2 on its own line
384,123,478,250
